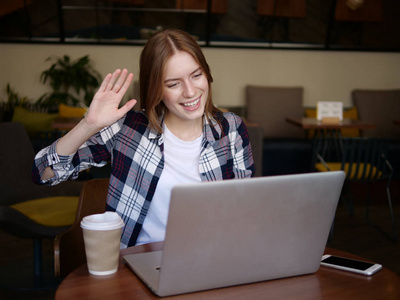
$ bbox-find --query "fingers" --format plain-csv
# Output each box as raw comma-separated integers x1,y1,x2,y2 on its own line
110,69,133,93
118,72,134,95
111,99,137,121
98,73,113,92
98,69,133,95
106,69,122,91
113,69,130,92
119,99,137,115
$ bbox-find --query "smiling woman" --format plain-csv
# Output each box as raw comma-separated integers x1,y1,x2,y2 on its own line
138,28,216,136
32,29,255,249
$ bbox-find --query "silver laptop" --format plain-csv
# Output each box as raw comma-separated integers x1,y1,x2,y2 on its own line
123,171,345,297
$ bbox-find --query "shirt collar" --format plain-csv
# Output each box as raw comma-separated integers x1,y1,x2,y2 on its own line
147,112,222,145
203,114,221,145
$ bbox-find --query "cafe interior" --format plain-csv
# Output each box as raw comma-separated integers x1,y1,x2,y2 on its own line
1,0,400,299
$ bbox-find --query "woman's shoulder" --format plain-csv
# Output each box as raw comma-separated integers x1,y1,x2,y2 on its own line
205,110,247,141
125,109,148,120
215,111,245,129
103,110,150,139
123,110,149,128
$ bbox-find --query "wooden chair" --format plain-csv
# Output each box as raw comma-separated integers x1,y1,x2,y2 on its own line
314,137,397,242
54,178,110,278
176,0,227,14
257,0,306,41
335,0,383,22
257,0,306,18
330,0,384,46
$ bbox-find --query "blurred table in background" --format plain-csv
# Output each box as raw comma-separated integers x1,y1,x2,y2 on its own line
285,117,376,132
52,117,82,131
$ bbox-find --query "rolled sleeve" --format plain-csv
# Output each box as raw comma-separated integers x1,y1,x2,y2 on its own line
32,140,77,185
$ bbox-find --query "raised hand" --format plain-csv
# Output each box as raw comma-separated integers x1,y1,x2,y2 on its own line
54,69,137,157
85,68,137,130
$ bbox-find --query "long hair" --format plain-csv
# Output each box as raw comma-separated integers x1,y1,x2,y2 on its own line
139,29,220,134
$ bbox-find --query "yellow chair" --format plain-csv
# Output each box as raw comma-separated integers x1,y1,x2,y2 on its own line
314,137,397,242
0,122,82,288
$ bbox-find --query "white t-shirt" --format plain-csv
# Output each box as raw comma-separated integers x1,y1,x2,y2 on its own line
135,124,202,245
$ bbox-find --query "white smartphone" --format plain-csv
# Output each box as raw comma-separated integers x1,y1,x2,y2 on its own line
321,255,382,276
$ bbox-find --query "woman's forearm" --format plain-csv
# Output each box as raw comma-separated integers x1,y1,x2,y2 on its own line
56,118,102,156
41,166,56,180
39,119,101,181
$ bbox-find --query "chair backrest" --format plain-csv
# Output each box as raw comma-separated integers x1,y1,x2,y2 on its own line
246,124,263,177
257,0,306,18
0,122,82,205
352,89,400,138
54,178,109,278
246,85,304,139
0,122,38,204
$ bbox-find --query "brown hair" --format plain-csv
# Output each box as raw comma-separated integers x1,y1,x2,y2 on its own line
139,29,220,134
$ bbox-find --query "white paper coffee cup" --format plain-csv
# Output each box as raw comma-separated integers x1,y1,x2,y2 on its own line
80,212,124,275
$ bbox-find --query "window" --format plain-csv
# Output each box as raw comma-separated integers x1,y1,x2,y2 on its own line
1,0,399,51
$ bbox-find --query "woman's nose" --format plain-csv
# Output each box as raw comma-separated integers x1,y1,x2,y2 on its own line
183,81,196,98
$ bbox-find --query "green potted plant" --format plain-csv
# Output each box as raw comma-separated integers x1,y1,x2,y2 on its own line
1,83,30,121
36,55,102,110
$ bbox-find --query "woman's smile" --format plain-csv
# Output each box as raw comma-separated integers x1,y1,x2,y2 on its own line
181,97,201,109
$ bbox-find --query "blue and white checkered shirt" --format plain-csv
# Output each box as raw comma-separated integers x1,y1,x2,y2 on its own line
32,110,255,247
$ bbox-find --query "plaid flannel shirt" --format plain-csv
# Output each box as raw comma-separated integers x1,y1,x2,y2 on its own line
32,110,255,247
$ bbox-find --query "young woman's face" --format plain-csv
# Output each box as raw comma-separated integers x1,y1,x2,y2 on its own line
162,51,209,126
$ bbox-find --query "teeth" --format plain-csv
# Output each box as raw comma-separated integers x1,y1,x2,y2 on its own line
183,98,199,108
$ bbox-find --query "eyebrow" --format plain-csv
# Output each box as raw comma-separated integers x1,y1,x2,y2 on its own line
164,67,202,84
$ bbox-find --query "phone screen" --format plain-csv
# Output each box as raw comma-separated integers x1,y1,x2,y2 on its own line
321,256,374,271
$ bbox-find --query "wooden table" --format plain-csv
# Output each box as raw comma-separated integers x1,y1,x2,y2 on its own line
285,117,376,131
55,242,400,299
52,117,82,131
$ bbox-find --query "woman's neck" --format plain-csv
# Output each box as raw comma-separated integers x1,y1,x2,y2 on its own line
164,115,203,141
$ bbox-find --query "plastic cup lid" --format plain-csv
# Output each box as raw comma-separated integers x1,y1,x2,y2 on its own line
80,212,124,231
